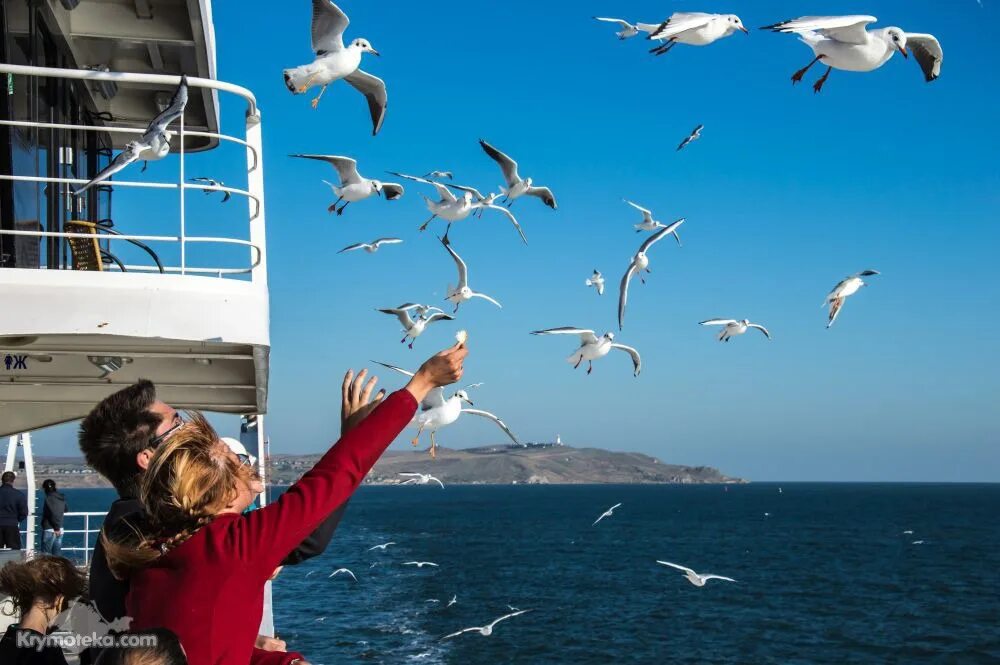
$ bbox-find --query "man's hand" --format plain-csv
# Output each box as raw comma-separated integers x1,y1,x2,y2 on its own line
405,341,468,403
256,635,287,652
341,369,386,435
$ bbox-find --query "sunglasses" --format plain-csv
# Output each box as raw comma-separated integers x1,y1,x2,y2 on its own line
149,414,185,449
236,452,257,468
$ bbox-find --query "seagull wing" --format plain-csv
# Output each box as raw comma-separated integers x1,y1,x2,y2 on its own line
594,17,635,29
380,183,405,200
637,223,679,254
470,292,503,308
426,312,456,324
530,328,600,345
649,12,715,40
378,308,415,329
525,185,557,209
747,323,771,339
371,238,403,248
487,610,530,630
482,204,528,245
656,560,697,576
618,261,638,330
74,146,143,195
701,574,736,583
610,343,642,376
462,408,519,445
338,242,367,254
344,69,388,136
441,238,469,288
387,171,455,201
623,199,652,218
427,475,445,488
855,269,881,277
905,34,942,81
445,183,487,201
700,319,737,326
147,76,189,133
291,154,359,185
479,139,520,186
760,15,877,45
441,627,480,640
311,0,349,54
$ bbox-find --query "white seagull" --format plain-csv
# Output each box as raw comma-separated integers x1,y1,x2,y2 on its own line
399,472,445,488
624,200,684,242
824,270,880,328
441,610,531,641
585,270,605,296
592,502,622,526
373,361,519,456
291,154,403,215
699,319,772,343
388,172,525,243
761,16,942,92
618,220,685,330
367,542,396,551
329,567,358,582
647,13,748,56
594,17,641,40
676,125,704,152
189,177,230,202
338,238,403,254
396,302,446,318
656,560,735,587
378,307,454,349
447,595,458,608
479,139,557,210
423,170,453,180
403,561,439,568
441,236,503,313
283,0,387,134
531,328,641,377
75,76,188,195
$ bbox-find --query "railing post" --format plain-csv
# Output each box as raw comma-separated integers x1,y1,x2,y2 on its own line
245,111,267,288
179,109,186,275
83,514,90,567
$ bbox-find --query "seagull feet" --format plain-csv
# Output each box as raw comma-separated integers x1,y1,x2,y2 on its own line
791,69,808,84
812,78,827,94
408,342,415,349
296,86,310,94
310,97,321,110
587,362,593,375
336,206,345,216
327,204,337,214
411,436,420,447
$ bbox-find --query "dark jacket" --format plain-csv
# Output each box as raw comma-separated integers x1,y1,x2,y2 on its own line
41,490,67,530
0,484,28,527
0,626,68,665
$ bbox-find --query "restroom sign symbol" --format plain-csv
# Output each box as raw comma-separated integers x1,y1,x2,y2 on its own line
4,355,27,370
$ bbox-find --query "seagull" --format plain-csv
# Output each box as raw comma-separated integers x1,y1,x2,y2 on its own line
594,17,641,40
592,502,622,526
396,302,446,318
445,183,509,222
378,308,454,349
478,139,557,210
423,170,453,180
403,561,439,568
618,221,685,330
912,540,926,545
699,319,772,342
824,270,880,328
282,0,386,133
623,200,684,243
441,610,531,641
656,560,735,587
189,177,230,202
676,125,704,152
329,568,358,582
531,328,641,377
367,542,396,551
441,236,503,313
290,154,403,215
902,530,914,535
338,238,403,254
585,270,605,296
447,595,457,608
507,605,521,613
399,472,445,488
373,361,519,456
388,172,525,243
74,76,188,195
647,13,748,56
305,571,317,577
761,16,942,92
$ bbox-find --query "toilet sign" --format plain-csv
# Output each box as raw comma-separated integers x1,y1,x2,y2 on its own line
3,354,28,371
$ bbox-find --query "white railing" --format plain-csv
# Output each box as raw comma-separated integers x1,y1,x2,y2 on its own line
0,64,268,283
19,511,106,566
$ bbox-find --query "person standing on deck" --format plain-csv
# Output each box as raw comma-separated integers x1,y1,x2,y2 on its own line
0,471,28,550
40,480,67,556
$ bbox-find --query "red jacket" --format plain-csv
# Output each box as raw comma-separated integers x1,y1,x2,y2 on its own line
125,390,417,665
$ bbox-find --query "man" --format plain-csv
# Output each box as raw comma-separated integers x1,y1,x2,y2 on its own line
41,478,67,555
0,471,28,550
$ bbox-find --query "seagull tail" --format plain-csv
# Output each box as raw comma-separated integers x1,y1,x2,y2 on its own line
566,350,583,366
282,66,309,94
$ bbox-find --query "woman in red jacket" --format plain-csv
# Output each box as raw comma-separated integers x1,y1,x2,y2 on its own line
103,344,466,665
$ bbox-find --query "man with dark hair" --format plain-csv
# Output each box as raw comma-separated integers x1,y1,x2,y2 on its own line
41,479,67,556
0,471,28,549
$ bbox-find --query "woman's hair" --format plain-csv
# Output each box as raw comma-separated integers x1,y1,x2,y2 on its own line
102,413,259,579
0,555,87,615
42,479,57,492
93,628,187,665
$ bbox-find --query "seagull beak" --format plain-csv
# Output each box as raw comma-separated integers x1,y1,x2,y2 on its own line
899,45,908,58
370,48,381,57
463,398,474,406
376,188,383,198
739,26,749,34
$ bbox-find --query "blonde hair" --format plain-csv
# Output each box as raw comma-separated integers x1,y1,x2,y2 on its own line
102,413,259,579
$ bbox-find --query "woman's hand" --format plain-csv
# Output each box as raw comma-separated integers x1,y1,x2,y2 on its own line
405,341,468,403
255,635,286,652
341,369,386,435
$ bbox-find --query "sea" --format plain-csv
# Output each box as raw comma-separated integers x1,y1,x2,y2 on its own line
55,483,1000,664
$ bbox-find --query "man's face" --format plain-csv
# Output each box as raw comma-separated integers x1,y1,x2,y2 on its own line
148,400,179,437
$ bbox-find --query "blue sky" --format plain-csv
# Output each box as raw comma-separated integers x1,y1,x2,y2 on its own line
32,0,1000,481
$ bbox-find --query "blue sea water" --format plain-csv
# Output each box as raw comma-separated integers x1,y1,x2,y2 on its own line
59,483,1000,663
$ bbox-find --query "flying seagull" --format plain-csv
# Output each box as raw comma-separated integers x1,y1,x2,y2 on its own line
441,235,503,313
592,502,622,526
399,472,445,488
329,568,358,582
479,139,557,210
618,220,685,330
290,154,403,215
594,17,641,40
423,170,453,180
676,125,704,152
189,177,230,202
403,561,439,568
396,302,446,318
378,307,454,349
447,595,457,607
531,328,641,377
283,0,386,134
585,270,605,296
761,16,942,92
824,270,880,328
699,319,772,342
338,238,403,254
367,542,396,551
647,13,748,56
624,200,684,242
75,76,188,195
441,610,531,641
656,560,735,587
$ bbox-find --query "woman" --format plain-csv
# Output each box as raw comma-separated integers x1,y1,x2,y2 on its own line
0,555,88,665
93,628,187,665
103,344,466,665
41,479,67,556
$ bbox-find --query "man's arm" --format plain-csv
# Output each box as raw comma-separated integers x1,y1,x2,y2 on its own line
279,501,347,565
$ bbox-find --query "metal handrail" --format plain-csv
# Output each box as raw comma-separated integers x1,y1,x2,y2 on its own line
21,511,106,566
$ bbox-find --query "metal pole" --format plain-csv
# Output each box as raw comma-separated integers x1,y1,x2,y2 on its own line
3,436,15,472
179,109,186,275
21,433,35,556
